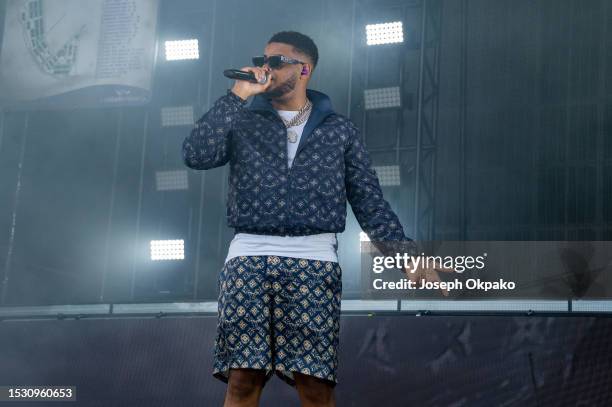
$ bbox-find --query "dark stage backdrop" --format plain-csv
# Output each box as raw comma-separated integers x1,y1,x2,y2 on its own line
0,0,610,306
1,314,611,406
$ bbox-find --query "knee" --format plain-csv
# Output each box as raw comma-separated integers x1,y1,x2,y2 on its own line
301,386,333,405
227,369,265,400
296,374,335,405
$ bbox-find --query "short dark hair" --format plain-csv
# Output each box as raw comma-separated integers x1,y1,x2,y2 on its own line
268,31,319,70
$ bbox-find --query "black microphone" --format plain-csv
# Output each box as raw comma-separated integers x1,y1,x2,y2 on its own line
223,69,268,84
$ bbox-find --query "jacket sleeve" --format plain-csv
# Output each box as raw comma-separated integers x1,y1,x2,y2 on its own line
344,121,418,259
182,90,251,170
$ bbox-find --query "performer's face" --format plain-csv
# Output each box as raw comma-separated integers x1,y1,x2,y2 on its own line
260,42,308,100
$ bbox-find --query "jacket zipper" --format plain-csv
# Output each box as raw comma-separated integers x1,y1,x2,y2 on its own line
270,115,292,236
285,123,294,236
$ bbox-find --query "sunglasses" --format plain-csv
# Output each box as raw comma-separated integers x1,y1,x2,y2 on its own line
252,54,305,69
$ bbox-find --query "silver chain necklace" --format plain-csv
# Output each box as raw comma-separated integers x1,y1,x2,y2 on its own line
281,99,312,143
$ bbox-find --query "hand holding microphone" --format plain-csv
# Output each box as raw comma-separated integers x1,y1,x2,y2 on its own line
227,66,272,101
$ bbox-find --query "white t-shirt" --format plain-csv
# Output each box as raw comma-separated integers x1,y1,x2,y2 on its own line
278,109,307,169
224,107,339,264
225,232,338,263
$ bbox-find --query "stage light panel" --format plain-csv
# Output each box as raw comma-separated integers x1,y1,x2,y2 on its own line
150,239,185,261
156,170,188,191
366,21,404,45
165,39,199,60
374,165,401,186
364,87,401,110
161,105,194,127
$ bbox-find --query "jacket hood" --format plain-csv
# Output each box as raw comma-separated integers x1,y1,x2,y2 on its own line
248,89,336,157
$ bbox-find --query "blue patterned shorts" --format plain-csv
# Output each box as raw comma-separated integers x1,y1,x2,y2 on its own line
212,255,342,387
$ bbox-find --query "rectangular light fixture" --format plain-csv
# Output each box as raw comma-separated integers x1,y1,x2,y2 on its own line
374,165,401,186
150,240,185,261
156,170,188,191
364,87,401,110
164,39,199,61
161,105,194,127
366,21,404,45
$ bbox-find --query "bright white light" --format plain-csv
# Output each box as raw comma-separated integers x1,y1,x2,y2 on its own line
360,232,370,242
161,105,194,127
364,87,401,110
165,39,199,61
374,165,401,186
156,170,188,191
366,21,404,45
150,239,184,260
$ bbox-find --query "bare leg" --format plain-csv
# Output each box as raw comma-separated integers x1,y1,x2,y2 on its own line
294,372,336,407
223,368,267,407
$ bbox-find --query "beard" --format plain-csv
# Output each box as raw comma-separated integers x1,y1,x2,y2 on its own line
262,72,298,100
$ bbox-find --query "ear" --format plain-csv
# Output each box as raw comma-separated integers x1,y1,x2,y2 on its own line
301,64,310,76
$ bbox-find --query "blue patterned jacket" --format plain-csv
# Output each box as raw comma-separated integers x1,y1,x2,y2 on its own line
182,89,416,257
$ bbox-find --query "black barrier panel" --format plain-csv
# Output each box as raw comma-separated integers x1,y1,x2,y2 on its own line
1,315,610,406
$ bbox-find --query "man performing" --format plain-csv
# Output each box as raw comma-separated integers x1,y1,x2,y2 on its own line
183,31,448,407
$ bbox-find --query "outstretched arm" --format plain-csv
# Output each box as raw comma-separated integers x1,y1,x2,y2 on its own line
344,121,417,258
344,122,454,296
